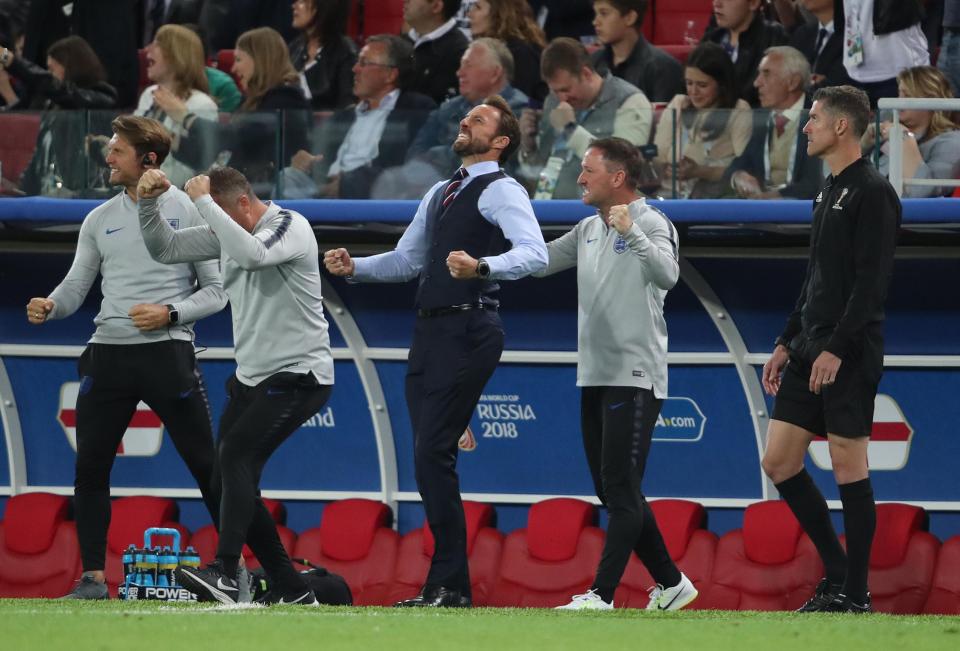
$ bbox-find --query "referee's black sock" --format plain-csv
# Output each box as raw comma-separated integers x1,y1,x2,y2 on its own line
775,469,847,586
839,478,875,604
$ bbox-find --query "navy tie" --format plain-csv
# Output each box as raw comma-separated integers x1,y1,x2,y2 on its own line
442,167,468,208
814,28,828,56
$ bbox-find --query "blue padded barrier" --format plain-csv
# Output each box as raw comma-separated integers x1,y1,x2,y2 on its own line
0,197,958,224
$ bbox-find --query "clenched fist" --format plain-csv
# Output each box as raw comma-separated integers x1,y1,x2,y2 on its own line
323,248,355,276
137,169,171,200
129,303,172,331
184,175,211,201
26,297,55,324
607,204,634,235
447,250,478,279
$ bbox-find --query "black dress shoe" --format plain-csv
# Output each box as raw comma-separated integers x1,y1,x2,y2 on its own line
394,586,471,608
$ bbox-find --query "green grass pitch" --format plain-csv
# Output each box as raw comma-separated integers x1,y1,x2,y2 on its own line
1,599,958,651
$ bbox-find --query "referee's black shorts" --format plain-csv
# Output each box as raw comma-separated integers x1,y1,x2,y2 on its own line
772,348,882,440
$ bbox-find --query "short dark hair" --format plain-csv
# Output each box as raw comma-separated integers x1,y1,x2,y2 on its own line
442,0,462,21
601,0,649,29
586,137,643,190
541,37,593,80
111,115,172,166
208,166,254,200
483,94,521,162
366,34,414,89
812,85,871,138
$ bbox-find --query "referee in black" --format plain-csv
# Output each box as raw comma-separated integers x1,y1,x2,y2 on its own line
760,85,900,614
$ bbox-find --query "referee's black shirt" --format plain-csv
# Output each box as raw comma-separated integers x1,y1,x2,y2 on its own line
778,157,901,361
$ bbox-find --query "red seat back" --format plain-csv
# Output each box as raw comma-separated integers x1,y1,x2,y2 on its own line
487,498,604,607
705,500,823,610
652,0,712,45
361,0,404,42
0,492,81,597
292,499,399,605
617,499,717,608
215,49,243,88
854,503,939,614
386,501,503,606
0,112,42,189
923,535,960,614
105,496,187,597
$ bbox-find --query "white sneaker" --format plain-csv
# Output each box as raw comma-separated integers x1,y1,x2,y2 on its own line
555,589,614,610
645,572,698,611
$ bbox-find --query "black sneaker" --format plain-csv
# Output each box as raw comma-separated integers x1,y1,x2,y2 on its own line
176,560,240,604
61,575,109,600
256,588,320,607
796,578,843,612
822,593,873,614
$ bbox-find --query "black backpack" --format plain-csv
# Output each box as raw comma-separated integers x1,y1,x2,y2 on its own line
251,563,353,605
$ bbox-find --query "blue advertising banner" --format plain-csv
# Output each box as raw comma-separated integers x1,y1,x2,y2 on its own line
2,357,381,492
381,361,762,499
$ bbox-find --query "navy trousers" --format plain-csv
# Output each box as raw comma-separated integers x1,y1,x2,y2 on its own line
405,308,504,596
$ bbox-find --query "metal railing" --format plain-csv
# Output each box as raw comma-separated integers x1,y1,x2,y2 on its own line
878,97,960,197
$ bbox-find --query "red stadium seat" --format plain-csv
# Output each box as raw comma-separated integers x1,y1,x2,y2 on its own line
0,492,81,597
214,49,243,88
137,48,150,96
706,500,823,610
386,501,504,606
651,0,713,63
0,112,42,190
846,503,939,614
292,499,399,605
923,535,960,614
486,498,604,607
188,498,295,571
616,499,717,608
361,0,404,42
105,496,188,597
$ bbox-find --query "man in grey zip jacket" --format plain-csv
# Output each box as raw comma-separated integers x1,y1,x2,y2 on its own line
537,137,697,611
135,166,333,606
26,115,227,600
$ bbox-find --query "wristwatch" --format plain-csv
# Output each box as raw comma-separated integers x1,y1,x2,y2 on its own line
476,258,491,279
0,48,11,68
166,304,180,325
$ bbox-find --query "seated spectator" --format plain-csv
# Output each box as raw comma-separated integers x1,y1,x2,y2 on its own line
789,0,852,92
867,65,960,197
727,45,822,199
940,0,960,95
184,23,243,112
0,35,117,197
135,25,218,188
840,0,929,108
172,27,311,196
282,35,436,199
406,0,470,104
654,43,753,198
288,0,356,110
468,0,549,102
702,0,787,106
518,37,652,199
589,0,685,103
408,37,529,176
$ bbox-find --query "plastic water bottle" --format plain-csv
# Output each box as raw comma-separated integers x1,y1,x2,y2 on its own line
122,545,136,592
132,547,146,585
157,546,177,587
177,546,201,573
683,20,699,47
534,155,565,200
142,547,159,586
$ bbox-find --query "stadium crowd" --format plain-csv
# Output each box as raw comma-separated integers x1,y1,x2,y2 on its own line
0,0,958,200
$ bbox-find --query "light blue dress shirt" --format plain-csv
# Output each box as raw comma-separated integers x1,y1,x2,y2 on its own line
351,160,548,282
